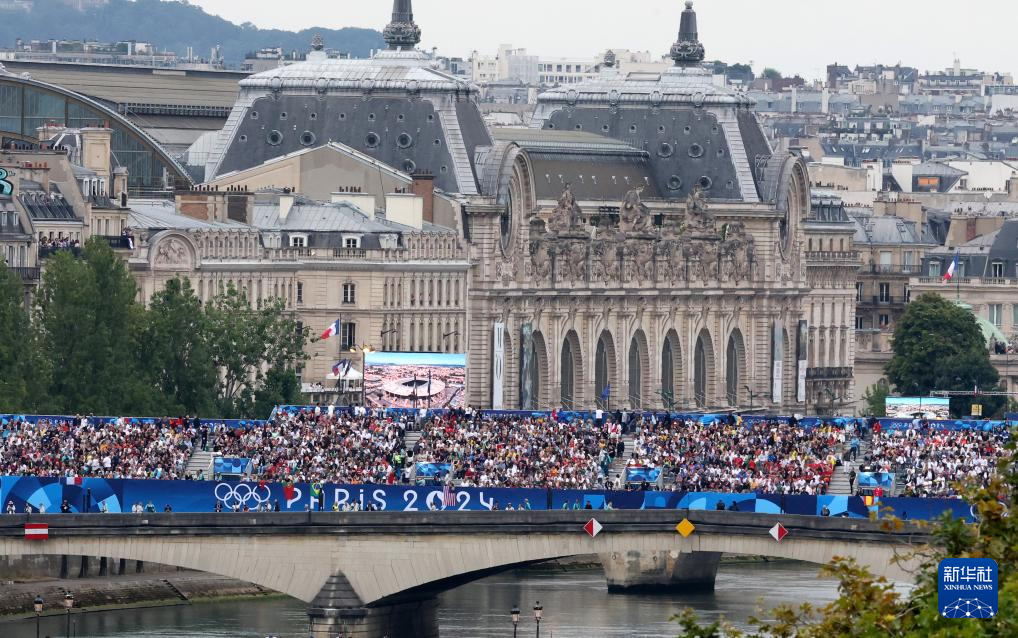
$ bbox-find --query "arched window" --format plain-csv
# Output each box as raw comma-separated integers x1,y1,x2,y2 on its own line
694,338,708,408
560,339,574,410
628,336,643,409
726,337,740,406
595,338,609,409
661,339,674,409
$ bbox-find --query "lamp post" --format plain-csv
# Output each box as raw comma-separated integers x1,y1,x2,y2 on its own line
63,592,74,638
33,595,43,638
511,605,520,638
350,345,376,408
533,601,543,638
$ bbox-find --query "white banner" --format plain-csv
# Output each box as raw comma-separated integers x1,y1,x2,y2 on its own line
492,322,506,410
772,321,784,404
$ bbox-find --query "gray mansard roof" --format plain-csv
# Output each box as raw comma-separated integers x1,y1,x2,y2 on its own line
204,48,491,196
531,34,770,203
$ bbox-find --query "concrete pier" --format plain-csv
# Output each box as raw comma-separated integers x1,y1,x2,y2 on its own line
600,550,723,593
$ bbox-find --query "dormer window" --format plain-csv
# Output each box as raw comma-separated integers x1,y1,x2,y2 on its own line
991,261,1005,279
343,235,361,249
290,234,308,248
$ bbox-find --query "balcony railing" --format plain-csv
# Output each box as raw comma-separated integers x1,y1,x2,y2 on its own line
10,266,41,282
917,277,1018,286
39,245,82,260
806,367,855,380
96,235,133,250
869,264,919,275
805,251,861,263
860,295,906,306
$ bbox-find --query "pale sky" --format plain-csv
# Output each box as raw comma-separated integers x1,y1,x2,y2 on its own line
190,0,1016,80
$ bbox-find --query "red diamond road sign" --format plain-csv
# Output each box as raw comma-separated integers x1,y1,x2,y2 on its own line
769,523,788,542
584,518,603,538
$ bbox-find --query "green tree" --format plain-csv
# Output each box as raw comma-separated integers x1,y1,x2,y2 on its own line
140,277,217,416
205,285,307,417
886,294,1002,417
0,263,45,411
674,445,1018,637
34,239,149,415
861,381,889,417
762,67,783,80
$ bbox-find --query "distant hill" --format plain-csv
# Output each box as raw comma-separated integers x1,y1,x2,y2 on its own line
0,0,385,65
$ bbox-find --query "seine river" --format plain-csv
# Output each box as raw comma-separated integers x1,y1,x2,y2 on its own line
4,563,847,637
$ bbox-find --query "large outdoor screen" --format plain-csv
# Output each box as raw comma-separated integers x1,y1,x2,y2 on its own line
885,397,950,420
364,352,466,409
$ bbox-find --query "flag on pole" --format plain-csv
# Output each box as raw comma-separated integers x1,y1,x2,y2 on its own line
320,319,342,340
943,252,959,283
600,384,611,402
332,359,351,377
443,483,456,508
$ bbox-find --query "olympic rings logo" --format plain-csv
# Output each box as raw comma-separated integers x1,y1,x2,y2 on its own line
215,482,272,509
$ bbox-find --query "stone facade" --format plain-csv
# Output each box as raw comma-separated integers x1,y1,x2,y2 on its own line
465,150,857,412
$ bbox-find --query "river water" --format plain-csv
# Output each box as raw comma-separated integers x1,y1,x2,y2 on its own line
2,562,847,638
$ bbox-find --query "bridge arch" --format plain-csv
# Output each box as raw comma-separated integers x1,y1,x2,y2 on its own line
0,512,922,609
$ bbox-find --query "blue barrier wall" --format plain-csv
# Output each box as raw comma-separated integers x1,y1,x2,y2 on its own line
0,477,974,522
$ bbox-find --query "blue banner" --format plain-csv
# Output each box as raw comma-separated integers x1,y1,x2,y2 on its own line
415,463,452,479
858,472,895,489
0,477,974,521
214,458,252,476
624,467,662,484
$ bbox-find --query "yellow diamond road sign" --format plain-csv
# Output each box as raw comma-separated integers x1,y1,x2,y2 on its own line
676,519,695,538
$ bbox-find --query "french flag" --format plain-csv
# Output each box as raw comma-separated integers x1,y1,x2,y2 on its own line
943,252,958,283
24,524,49,541
320,319,341,340
65,476,82,486
332,359,350,377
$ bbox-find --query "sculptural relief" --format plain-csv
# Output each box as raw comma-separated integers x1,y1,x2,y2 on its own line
556,240,588,282
547,184,583,233
530,240,552,283
626,239,655,283
154,238,192,269
619,185,653,234
685,186,716,234
591,240,619,282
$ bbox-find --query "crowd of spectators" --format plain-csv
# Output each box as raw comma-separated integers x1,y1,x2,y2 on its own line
411,413,621,489
865,426,1011,498
626,417,842,495
209,409,410,484
1,409,1013,500
0,416,194,479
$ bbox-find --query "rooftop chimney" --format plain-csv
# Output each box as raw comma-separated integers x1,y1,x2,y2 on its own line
279,193,295,221
410,172,435,223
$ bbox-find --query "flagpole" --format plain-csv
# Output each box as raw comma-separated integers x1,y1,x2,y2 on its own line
956,251,961,302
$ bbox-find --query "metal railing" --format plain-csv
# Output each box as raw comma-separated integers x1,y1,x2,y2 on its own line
11,266,41,281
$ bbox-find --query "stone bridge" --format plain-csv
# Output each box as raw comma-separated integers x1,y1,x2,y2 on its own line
0,511,930,637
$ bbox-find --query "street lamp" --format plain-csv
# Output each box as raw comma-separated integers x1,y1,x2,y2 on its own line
33,595,43,638
350,344,376,408
533,601,543,638
511,605,520,638
63,592,74,638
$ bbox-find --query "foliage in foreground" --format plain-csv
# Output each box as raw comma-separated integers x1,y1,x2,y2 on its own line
1,240,307,418
674,447,1017,637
